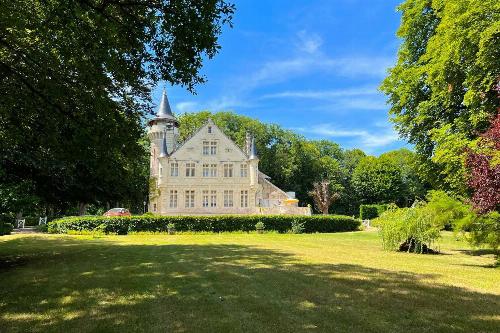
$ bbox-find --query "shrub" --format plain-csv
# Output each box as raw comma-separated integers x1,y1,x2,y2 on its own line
290,220,305,234
255,222,265,230
359,204,390,220
373,203,443,253
48,214,360,235
0,221,14,236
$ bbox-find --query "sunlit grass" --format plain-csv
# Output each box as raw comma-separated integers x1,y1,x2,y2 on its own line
0,231,498,332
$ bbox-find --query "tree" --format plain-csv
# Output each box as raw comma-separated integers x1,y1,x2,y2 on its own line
308,180,341,215
466,113,500,213
0,1,234,214
351,156,405,205
380,148,428,205
381,0,500,194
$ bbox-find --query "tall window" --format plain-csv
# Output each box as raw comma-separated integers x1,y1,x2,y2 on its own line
202,164,210,177
224,190,234,207
185,163,195,177
208,126,212,133
202,190,209,208
185,190,195,208
159,164,163,178
210,141,217,155
223,163,233,177
169,190,178,208
170,163,178,177
240,190,248,208
210,164,217,177
202,141,210,155
240,164,248,177
210,190,217,207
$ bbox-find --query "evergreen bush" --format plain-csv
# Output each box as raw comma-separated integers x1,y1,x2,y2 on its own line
359,204,390,220
48,215,360,235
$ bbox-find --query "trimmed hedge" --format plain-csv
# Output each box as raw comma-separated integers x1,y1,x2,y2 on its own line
48,215,360,235
0,221,13,236
359,204,390,220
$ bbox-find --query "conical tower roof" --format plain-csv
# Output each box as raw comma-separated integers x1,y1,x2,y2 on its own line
155,89,177,122
159,135,168,157
249,137,258,160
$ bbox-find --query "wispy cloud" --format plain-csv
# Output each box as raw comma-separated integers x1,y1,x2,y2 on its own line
262,86,387,111
297,123,400,153
296,30,323,54
261,86,378,100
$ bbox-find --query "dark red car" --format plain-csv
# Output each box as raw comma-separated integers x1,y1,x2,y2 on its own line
103,208,131,217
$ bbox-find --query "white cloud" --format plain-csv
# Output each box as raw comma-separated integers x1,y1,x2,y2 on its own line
261,86,378,99
298,123,400,153
296,30,323,54
175,101,199,113
261,87,387,111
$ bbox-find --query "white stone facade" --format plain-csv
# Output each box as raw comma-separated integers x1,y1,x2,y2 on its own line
147,91,310,216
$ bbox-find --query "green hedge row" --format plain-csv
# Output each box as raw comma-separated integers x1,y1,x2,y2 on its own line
48,215,360,234
0,221,13,236
359,204,390,220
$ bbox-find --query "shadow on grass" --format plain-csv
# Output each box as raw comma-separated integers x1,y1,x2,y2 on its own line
0,236,499,333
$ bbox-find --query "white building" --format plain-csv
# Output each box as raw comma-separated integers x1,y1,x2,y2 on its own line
148,90,310,215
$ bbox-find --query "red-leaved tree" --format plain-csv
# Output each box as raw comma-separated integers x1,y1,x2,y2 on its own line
466,113,500,213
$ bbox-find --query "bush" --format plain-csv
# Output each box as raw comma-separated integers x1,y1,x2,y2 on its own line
290,220,305,234
255,222,265,230
48,215,360,235
0,221,14,236
373,203,443,253
359,204,390,220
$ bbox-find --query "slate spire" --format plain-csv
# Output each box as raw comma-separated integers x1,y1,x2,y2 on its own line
156,88,176,121
249,136,258,160
159,135,168,157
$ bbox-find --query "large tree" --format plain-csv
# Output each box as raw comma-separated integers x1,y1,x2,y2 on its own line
351,156,405,206
381,0,500,194
0,0,234,214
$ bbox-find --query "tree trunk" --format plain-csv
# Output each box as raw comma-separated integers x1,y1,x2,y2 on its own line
78,202,88,216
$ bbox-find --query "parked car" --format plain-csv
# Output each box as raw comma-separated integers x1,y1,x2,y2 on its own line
103,208,131,217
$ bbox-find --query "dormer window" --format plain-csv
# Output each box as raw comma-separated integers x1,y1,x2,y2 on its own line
208,126,212,133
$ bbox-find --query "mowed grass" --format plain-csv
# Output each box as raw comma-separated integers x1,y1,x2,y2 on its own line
0,232,498,333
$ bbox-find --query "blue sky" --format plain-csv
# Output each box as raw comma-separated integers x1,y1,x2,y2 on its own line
152,0,408,155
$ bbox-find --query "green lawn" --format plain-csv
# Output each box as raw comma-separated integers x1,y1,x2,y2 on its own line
0,231,498,333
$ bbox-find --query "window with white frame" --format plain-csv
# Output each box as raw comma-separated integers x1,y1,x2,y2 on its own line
202,190,209,208
240,163,248,177
210,164,217,177
223,163,233,177
208,126,212,133
185,162,195,177
202,141,210,155
240,190,248,208
185,190,195,208
224,190,234,207
170,163,178,177
169,190,178,208
210,141,217,155
202,164,210,177
210,190,217,207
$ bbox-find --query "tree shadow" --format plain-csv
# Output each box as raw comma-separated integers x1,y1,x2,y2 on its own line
0,236,499,332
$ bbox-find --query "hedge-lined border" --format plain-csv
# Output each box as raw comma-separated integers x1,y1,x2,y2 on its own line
48,215,360,235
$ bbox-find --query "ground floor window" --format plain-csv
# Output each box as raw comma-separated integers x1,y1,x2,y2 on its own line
169,190,178,208
240,190,248,208
210,190,217,207
224,190,233,207
202,190,209,207
185,190,195,208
